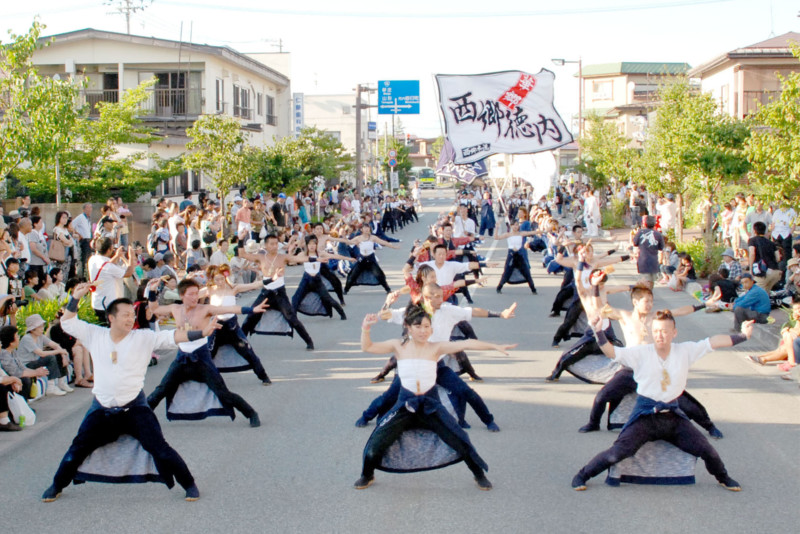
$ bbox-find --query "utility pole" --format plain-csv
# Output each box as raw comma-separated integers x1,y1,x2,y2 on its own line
106,0,153,35
354,83,376,198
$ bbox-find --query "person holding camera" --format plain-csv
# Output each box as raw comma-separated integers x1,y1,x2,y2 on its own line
87,238,136,326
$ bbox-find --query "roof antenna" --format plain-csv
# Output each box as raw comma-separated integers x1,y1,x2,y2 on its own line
769,1,775,37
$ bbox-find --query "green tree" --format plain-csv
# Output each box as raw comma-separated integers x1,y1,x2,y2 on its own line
16,79,178,202
185,115,256,212
746,47,800,201
1,20,83,195
579,112,643,190
646,80,750,249
248,127,352,194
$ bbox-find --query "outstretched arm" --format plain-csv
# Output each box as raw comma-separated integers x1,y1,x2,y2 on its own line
434,339,517,357
590,314,617,360
361,314,399,354
709,320,754,350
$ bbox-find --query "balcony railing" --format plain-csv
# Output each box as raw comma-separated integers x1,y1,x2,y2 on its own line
266,114,277,126
742,90,781,117
80,87,203,117
233,106,253,120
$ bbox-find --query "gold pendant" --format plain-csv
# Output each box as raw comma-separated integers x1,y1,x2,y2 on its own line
111,350,118,364
660,368,671,392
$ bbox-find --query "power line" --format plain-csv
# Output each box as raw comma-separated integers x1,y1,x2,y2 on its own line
155,0,733,19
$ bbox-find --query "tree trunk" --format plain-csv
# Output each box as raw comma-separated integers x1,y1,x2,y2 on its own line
676,193,684,242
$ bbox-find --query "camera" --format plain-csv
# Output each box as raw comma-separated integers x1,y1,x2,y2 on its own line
15,298,27,308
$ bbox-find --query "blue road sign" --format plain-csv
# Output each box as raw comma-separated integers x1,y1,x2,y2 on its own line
378,80,420,115
368,121,377,131
388,158,397,167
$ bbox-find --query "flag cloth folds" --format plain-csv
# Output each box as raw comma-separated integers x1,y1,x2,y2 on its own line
436,70,573,164
435,139,489,184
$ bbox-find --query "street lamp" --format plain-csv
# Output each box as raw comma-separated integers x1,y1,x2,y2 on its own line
551,57,583,160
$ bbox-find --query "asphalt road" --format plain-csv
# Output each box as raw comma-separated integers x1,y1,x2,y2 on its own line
1,188,798,534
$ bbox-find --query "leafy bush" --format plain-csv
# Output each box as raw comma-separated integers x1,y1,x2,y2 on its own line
601,199,628,229
675,239,725,278
15,297,99,337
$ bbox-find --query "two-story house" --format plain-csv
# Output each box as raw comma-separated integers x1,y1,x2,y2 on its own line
581,62,690,144
687,32,800,119
32,28,291,197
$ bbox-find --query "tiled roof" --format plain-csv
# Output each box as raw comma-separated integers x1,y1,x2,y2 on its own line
581,62,690,77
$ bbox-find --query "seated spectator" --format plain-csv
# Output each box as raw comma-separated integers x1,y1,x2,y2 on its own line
0,324,51,399
23,270,44,302
772,258,800,307
658,241,680,284
707,269,738,308
0,294,19,328
748,221,781,291
186,239,205,269
47,310,93,388
18,314,73,395
730,274,771,331
0,363,23,431
719,248,742,283
667,252,696,291
749,294,800,372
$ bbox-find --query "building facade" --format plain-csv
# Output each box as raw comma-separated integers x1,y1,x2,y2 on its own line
688,32,800,119
32,28,291,197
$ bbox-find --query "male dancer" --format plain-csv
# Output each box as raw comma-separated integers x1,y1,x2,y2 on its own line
240,234,315,350
356,283,516,429
43,283,216,502
571,311,752,491
578,284,723,438
147,278,266,426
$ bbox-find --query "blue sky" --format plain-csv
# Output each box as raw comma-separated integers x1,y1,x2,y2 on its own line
4,0,798,137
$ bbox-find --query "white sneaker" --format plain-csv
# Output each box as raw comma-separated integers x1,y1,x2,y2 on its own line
58,379,74,393
45,386,66,397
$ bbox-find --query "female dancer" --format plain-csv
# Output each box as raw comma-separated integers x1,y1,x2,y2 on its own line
494,217,539,294
344,222,400,294
310,223,351,305
355,306,516,490
200,264,272,384
289,235,351,320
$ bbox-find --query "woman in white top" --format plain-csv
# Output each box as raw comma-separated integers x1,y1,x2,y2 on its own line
344,222,400,294
494,217,539,294
289,235,351,320
199,265,270,384
355,306,516,490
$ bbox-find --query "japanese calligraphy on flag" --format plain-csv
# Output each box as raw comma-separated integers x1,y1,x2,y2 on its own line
435,138,488,184
436,69,573,164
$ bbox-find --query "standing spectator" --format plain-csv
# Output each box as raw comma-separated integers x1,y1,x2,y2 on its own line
771,200,796,263
271,193,287,232
87,238,135,325
731,273,770,331
719,202,734,246
632,216,665,283
748,221,781,291
250,199,266,242
731,193,748,253
479,192,496,237
72,203,93,279
583,189,601,237
745,199,772,237
234,198,252,241
209,239,230,266
179,191,194,211
51,211,75,277
657,194,678,235
26,216,50,282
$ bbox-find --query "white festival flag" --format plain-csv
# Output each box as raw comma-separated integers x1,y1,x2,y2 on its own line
436,70,573,164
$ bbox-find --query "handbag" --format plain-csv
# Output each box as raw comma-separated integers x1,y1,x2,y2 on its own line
48,236,66,262
752,259,768,277
202,229,216,244
7,391,36,426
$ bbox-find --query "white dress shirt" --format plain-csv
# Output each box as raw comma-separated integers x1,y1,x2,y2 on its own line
61,316,177,407
389,303,472,343
421,260,471,286
73,213,92,240
613,339,713,402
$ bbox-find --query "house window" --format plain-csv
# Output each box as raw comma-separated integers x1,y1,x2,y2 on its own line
215,79,224,112
592,80,613,101
233,84,240,116
266,95,276,126
240,88,251,119
257,92,263,116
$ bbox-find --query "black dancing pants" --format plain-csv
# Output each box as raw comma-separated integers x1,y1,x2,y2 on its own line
241,286,314,348
211,318,270,382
